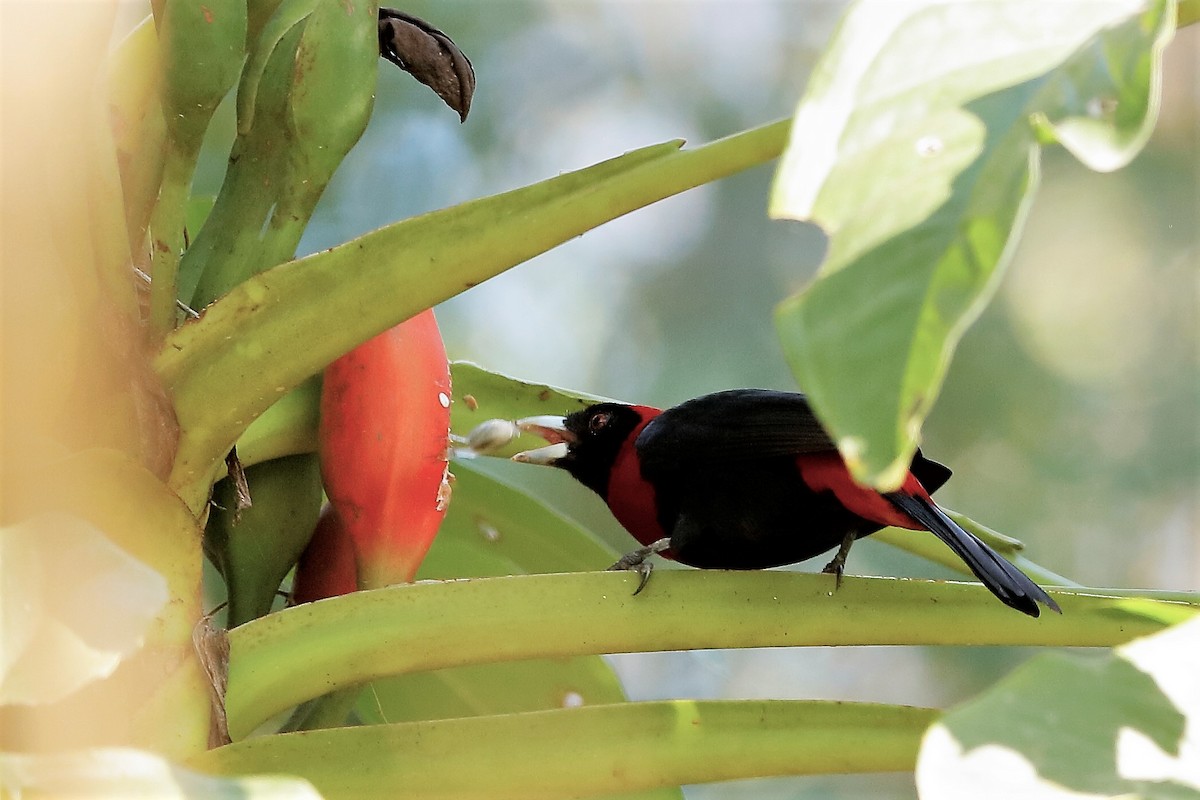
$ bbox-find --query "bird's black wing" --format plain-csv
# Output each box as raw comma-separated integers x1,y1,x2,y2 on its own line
634,389,837,473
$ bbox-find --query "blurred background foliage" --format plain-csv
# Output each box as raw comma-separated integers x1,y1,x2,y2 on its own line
111,1,1197,796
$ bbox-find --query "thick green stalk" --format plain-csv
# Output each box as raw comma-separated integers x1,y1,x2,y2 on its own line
233,375,321,470
149,0,247,338
188,0,377,310
147,141,196,338
108,15,167,255
157,119,791,511
194,700,936,799
224,570,1196,739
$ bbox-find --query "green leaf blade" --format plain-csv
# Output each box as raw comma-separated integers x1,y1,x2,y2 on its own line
770,0,1173,487
425,460,617,578
917,616,1200,798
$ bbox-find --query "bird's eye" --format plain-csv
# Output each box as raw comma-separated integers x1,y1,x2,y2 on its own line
588,412,611,432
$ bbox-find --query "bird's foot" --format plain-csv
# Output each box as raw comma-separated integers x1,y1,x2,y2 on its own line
608,538,671,596
820,530,857,590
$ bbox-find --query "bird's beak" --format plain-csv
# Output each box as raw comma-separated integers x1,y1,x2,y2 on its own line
511,415,575,465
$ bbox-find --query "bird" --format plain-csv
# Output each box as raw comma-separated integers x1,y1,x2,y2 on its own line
512,388,1059,617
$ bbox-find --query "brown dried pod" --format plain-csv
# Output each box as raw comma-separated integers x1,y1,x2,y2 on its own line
378,8,476,122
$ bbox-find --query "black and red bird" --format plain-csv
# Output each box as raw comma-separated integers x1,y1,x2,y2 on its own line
513,389,1059,618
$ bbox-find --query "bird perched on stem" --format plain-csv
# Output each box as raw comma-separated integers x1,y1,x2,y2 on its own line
513,389,1059,618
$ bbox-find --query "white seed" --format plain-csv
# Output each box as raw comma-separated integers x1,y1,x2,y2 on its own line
465,418,520,453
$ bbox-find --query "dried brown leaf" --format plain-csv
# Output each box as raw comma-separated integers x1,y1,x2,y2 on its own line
378,8,476,122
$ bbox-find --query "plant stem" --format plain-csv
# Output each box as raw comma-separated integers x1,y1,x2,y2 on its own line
224,570,1197,739
147,141,196,339
157,119,791,512
195,699,936,799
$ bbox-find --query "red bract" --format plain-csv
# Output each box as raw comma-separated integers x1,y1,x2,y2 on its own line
317,309,453,589
291,505,357,604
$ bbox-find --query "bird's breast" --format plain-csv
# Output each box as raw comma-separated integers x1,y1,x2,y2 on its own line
604,440,670,548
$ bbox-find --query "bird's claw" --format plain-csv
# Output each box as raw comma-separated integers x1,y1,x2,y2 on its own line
820,557,845,590
607,538,670,595
820,530,856,591
631,561,653,595
607,553,654,595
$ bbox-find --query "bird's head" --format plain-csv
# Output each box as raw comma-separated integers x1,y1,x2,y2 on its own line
512,402,648,496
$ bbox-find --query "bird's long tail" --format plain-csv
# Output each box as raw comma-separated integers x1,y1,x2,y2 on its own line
885,492,1060,618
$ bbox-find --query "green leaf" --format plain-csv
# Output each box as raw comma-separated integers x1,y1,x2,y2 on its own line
156,119,789,511
770,0,1174,487
917,616,1200,798
2,748,321,799
149,0,247,337
284,461,629,732
195,699,936,799
184,194,217,240
450,361,611,458
223,570,1195,740
424,459,618,578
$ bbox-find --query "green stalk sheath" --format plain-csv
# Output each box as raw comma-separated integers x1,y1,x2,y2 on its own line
147,141,196,338
158,119,791,510
180,131,286,308
151,0,246,336
194,700,935,799
224,570,1196,739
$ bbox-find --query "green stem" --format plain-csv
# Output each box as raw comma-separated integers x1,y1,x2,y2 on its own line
194,699,936,799
224,570,1196,740
157,118,792,512
233,376,321,470
147,140,196,339
180,136,284,309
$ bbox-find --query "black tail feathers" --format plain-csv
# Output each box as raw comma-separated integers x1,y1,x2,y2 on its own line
885,492,1060,618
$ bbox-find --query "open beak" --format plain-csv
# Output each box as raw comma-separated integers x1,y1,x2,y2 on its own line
511,415,575,465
